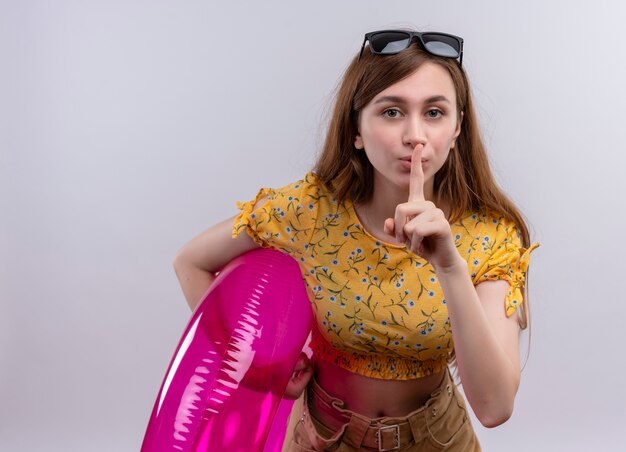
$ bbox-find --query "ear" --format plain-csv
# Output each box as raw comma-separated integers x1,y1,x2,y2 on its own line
354,133,364,150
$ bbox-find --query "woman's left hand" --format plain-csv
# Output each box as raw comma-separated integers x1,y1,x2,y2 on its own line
383,144,462,271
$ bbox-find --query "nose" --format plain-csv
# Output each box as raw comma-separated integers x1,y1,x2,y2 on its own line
403,116,426,148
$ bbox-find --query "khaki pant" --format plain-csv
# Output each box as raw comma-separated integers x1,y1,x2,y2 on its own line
284,369,480,451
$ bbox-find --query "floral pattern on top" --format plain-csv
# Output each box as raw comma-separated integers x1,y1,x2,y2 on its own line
233,173,538,380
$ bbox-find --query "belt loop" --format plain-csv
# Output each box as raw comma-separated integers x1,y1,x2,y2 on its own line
341,413,370,448
408,412,427,444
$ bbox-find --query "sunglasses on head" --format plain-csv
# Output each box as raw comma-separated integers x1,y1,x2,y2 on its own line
359,30,464,66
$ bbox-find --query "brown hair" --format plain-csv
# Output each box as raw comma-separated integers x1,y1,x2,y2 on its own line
314,42,532,328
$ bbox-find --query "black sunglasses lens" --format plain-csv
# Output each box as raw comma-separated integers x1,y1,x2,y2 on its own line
369,32,411,54
421,34,460,58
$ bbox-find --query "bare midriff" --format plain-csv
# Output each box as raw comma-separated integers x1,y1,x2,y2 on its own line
314,359,447,418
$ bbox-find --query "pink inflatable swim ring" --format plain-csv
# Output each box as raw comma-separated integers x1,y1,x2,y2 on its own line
141,248,312,452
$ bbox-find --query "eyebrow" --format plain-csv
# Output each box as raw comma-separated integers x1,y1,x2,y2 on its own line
373,95,452,105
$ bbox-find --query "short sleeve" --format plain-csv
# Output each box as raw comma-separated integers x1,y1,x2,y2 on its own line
232,174,319,255
472,215,539,317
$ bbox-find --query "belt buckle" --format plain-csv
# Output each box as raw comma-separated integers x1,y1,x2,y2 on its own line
375,424,400,451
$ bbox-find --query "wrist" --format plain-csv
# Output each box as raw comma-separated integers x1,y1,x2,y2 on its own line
433,256,468,278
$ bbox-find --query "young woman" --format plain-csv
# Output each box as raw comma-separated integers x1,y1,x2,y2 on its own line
174,29,538,451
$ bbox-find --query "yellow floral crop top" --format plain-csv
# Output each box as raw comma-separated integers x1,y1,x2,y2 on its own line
233,173,538,380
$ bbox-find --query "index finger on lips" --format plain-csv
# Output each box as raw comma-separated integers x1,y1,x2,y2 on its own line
409,144,425,202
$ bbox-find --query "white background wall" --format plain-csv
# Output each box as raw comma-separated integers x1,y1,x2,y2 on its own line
2,1,625,450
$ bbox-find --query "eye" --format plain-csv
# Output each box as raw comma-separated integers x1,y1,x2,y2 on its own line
426,109,443,119
382,108,402,118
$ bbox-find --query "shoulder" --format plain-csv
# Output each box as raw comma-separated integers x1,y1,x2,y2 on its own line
451,208,525,272
456,209,538,316
454,208,520,241
267,172,327,198
267,172,338,212
233,173,332,249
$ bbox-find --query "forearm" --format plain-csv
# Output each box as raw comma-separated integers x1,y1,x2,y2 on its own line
173,254,216,310
173,216,260,311
436,258,520,427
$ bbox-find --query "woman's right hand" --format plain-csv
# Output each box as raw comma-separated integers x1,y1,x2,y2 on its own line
283,353,314,400
383,144,462,272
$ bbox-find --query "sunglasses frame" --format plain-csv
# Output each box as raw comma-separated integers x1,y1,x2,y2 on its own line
359,30,464,67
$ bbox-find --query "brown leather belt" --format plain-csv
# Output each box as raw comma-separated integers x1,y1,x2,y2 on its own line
308,380,415,451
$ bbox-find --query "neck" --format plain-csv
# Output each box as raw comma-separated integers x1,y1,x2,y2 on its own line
367,183,410,224
355,175,439,236
367,176,436,215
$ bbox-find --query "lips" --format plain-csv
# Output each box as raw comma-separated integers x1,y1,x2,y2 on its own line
400,156,428,164
399,156,427,171
399,157,412,170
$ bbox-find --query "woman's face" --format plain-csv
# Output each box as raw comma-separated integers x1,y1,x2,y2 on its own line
355,62,462,200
